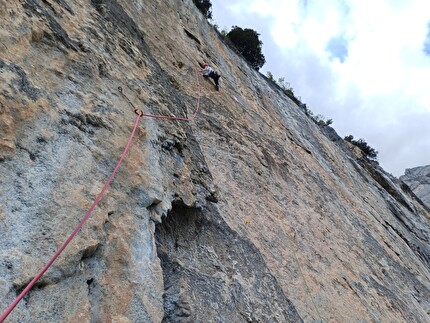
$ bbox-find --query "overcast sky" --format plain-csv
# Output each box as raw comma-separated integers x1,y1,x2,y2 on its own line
210,0,430,177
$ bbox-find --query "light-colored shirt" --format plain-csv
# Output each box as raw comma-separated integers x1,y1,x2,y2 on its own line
203,65,214,76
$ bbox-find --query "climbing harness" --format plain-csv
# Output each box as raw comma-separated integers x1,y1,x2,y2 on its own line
0,66,202,322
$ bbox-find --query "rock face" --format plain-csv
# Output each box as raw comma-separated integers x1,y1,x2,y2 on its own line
400,165,430,209
0,0,429,322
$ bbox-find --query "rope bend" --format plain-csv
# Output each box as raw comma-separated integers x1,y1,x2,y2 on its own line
0,65,202,322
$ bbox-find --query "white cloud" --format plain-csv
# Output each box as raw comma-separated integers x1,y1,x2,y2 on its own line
211,0,430,176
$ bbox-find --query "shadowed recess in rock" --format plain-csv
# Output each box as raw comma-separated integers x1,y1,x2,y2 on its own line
155,200,302,322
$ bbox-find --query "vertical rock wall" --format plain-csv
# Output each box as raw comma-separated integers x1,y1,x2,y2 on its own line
400,165,430,209
0,0,429,322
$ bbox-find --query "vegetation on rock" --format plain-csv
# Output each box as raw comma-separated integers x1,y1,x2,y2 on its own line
266,72,333,127
226,26,266,70
193,0,212,19
344,135,378,159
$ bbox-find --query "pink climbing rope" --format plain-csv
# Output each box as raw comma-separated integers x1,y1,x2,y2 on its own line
0,114,142,322
1,66,202,322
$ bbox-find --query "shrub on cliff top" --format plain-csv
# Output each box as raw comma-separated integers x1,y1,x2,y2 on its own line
193,0,212,19
344,135,378,159
226,26,266,70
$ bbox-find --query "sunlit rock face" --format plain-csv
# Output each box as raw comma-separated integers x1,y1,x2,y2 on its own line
1,0,429,322
401,165,430,209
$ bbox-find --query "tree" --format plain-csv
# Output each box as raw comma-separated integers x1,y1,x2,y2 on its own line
266,71,275,82
226,26,265,70
344,135,378,159
314,114,333,126
192,0,212,19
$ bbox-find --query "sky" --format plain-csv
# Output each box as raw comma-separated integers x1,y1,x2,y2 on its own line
210,0,430,177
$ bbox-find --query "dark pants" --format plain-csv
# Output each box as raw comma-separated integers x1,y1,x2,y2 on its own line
204,71,220,90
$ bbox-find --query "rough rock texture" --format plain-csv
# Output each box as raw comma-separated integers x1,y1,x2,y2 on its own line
400,165,430,209
0,0,429,322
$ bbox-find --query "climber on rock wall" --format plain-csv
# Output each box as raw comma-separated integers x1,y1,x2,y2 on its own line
200,63,221,91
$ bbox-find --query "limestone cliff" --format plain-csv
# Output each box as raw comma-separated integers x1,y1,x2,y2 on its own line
400,165,430,209
1,0,429,322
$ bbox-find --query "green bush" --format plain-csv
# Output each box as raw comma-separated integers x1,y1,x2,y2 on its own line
193,0,212,19
266,71,275,82
344,135,378,159
266,71,335,128
314,114,333,126
277,77,292,93
226,26,265,70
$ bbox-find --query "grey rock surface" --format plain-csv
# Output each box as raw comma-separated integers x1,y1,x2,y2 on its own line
401,165,430,209
0,0,429,322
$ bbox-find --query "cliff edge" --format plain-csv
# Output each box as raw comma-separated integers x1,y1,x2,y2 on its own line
401,165,430,209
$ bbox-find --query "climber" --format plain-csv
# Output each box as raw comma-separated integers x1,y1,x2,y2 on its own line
200,63,221,91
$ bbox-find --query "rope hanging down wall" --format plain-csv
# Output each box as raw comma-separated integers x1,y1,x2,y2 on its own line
0,66,202,322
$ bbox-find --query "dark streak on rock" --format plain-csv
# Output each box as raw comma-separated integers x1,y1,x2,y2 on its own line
183,29,201,45
51,0,74,15
90,0,150,56
5,62,40,101
60,110,112,135
385,202,430,268
23,0,78,51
